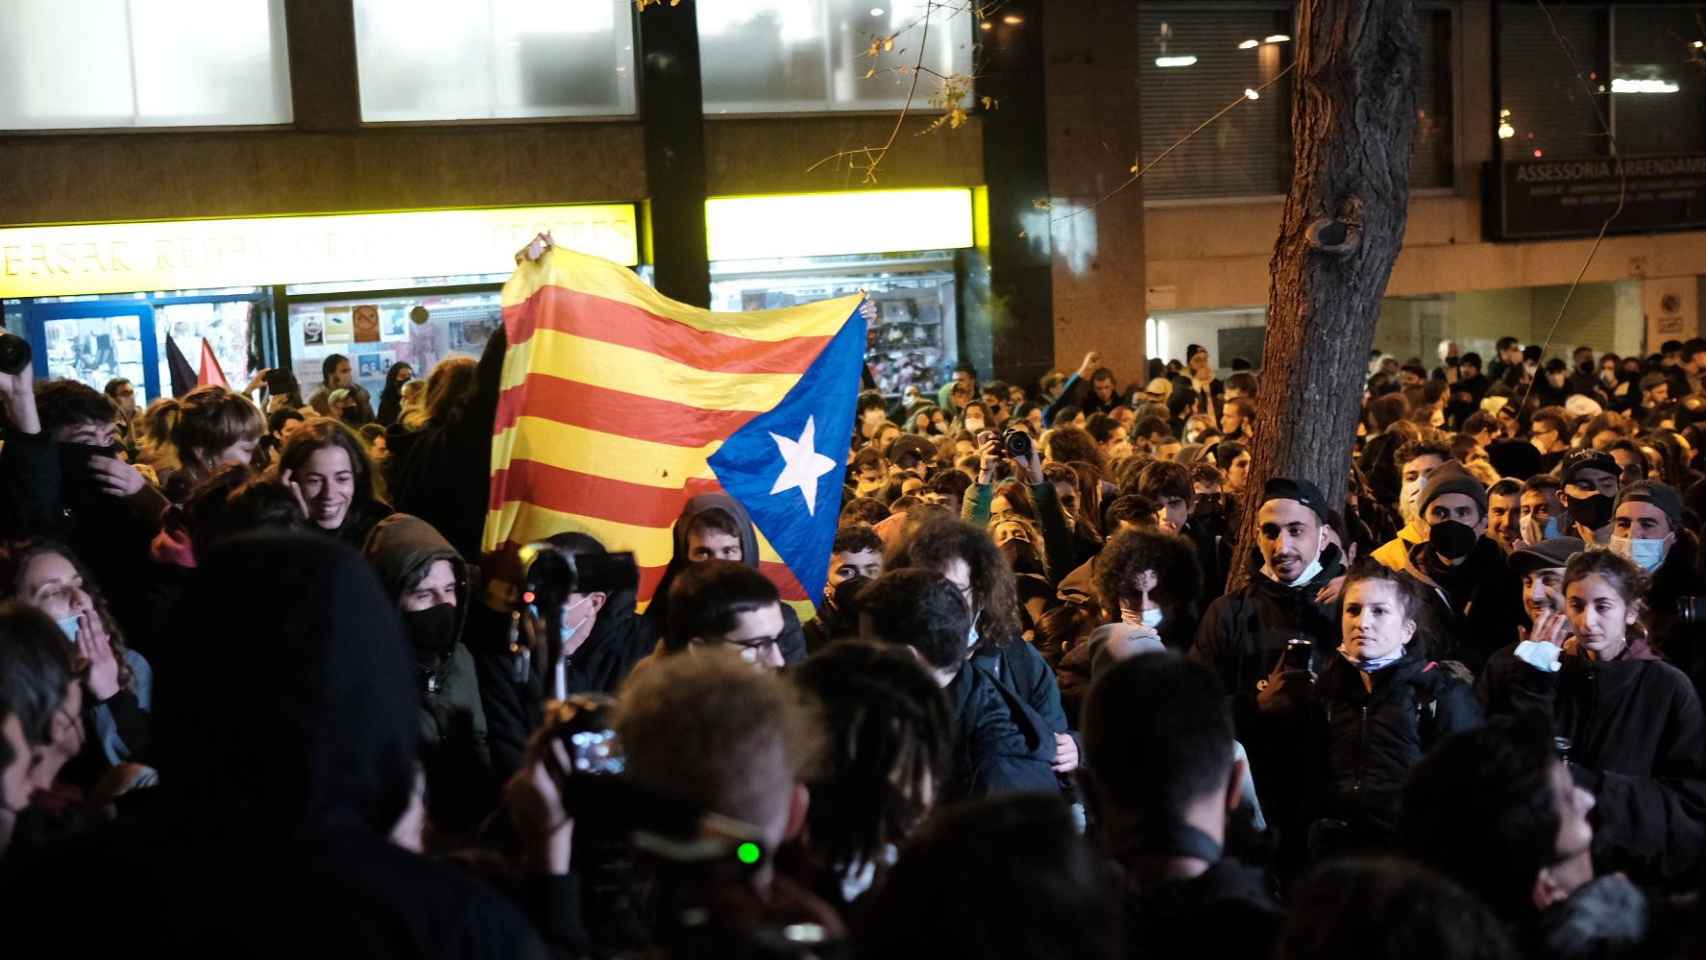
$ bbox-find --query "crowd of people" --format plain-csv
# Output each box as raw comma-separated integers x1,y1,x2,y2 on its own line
1,324,1705,959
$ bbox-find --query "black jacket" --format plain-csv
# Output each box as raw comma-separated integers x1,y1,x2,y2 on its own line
3,533,544,958
1399,536,1525,673
1119,857,1282,960
1190,545,1347,710
1479,642,1706,885
1646,532,1705,685
942,659,1058,801
1306,654,1482,842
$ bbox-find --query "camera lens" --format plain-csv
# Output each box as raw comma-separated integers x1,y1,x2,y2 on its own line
1679,597,1706,625
0,332,31,376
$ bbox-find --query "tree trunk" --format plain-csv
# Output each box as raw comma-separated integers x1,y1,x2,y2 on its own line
1226,0,1419,592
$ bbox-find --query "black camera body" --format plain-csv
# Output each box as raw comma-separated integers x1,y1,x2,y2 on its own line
1004,429,1033,460
0,331,31,376
517,542,640,614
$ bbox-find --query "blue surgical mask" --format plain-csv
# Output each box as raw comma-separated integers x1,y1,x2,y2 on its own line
559,596,595,646
55,615,80,644
1119,604,1164,630
1609,535,1671,573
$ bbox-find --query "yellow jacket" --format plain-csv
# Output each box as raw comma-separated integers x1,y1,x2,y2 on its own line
1372,518,1428,571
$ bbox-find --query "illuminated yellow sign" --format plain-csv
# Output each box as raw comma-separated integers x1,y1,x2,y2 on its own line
0,204,639,299
705,188,975,261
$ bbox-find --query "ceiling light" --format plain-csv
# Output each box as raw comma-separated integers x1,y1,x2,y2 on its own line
979,20,992,30
1611,77,1679,94
1498,121,1515,140
1244,88,1260,100
1264,34,1291,43
1238,39,1259,49
1002,13,1023,24
1155,55,1197,68
870,7,885,16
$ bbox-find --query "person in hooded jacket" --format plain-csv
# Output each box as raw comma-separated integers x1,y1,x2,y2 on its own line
1397,461,1524,673
4,532,544,958
641,493,808,665
374,361,413,428
1479,549,1706,886
1606,481,1704,686
364,513,492,840
1257,561,1481,856
805,523,882,654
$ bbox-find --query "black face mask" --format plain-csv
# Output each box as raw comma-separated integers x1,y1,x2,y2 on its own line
1428,520,1478,560
402,603,458,658
1566,493,1615,531
1578,360,1595,375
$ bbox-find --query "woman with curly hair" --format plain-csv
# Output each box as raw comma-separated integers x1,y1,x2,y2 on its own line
887,513,1077,777
0,539,152,787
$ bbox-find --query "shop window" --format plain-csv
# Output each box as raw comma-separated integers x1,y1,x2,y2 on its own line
1137,3,1296,201
1497,4,1607,162
0,0,291,130
1138,3,1457,201
353,0,636,122
286,291,503,403
1610,5,1706,156
155,301,259,398
43,315,150,398
697,0,974,115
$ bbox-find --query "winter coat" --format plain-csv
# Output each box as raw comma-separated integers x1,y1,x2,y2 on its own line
363,513,494,834
1119,856,1282,960
942,659,1058,801
1646,532,1705,684
1190,544,1346,710
1398,534,1525,673
1479,639,1706,885
1305,653,1482,842
640,493,808,665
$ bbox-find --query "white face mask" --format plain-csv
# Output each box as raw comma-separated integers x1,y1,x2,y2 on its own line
559,595,596,648
862,409,885,426
964,418,984,434
1609,535,1672,573
1119,603,1164,630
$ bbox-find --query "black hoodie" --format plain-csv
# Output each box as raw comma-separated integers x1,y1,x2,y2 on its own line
365,513,494,835
3,532,543,958
640,493,808,665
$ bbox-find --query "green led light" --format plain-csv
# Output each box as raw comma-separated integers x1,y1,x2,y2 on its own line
736,842,761,865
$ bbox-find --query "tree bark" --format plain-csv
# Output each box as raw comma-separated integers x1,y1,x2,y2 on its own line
1226,0,1419,592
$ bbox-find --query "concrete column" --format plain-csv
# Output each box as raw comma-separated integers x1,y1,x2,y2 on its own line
1042,0,1146,385
637,0,711,307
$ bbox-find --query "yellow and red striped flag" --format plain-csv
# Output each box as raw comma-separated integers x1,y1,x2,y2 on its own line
484,247,866,618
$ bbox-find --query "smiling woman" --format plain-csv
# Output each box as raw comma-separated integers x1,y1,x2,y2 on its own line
274,417,393,548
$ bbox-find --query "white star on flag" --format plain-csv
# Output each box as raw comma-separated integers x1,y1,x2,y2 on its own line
768,415,839,516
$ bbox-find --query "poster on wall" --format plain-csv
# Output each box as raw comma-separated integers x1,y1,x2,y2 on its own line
323,307,353,344
380,306,409,342
357,352,393,379
353,305,381,344
302,313,326,346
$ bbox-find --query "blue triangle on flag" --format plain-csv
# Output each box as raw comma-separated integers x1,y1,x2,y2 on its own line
709,306,866,605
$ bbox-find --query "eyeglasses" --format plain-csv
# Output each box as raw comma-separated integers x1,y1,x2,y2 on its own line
727,634,782,663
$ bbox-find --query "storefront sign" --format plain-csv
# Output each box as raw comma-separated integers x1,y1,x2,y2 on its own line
0,204,639,299
706,189,975,262
1496,154,1706,241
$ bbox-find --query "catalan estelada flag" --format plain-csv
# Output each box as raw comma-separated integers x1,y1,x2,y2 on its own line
484,247,866,615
